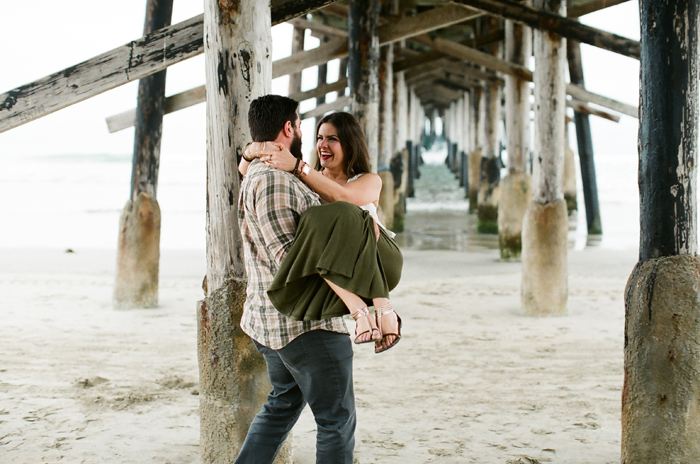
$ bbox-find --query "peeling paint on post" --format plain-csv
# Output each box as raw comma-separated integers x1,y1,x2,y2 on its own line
114,0,173,309
499,13,533,260
348,0,380,172
521,0,568,316
200,0,291,462
623,1,700,461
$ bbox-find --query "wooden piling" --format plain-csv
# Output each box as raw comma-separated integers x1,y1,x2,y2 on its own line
348,0,380,172
468,87,482,210
499,15,533,260
199,1,291,462
289,26,305,95
378,40,395,229
623,2,700,461
477,78,501,234
563,124,577,213
114,0,173,309
567,39,602,234
521,0,568,316
393,69,408,231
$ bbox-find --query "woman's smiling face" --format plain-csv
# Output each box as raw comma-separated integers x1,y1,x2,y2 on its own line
316,123,345,172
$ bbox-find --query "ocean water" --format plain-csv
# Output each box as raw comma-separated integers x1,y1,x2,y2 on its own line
0,142,641,252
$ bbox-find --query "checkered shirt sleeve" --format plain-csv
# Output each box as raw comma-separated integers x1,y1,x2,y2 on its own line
238,161,348,349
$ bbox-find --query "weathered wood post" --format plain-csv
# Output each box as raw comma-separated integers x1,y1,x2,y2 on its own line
348,0,380,171
498,14,532,259
378,37,395,228
622,1,700,461
468,87,482,211
477,78,501,234
393,68,409,231
445,103,454,170
563,122,577,213
567,39,602,234
521,0,568,315
454,97,463,180
407,88,417,197
289,26,305,95
460,93,471,195
114,0,173,309
198,1,291,463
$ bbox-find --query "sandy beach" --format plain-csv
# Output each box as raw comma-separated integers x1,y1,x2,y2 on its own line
0,237,635,463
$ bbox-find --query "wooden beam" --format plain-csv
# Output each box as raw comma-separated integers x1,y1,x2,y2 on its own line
290,79,347,103
107,79,349,133
0,0,340,134
300,96,350,119
107,85,204,133
288,17,348,37
452,0,640,59
413,34,638,117
393,29,505,73
272,4,482,79
567,99,619,122
567,0,630,18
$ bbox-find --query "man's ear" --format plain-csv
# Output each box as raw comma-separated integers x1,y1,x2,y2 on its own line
283,120,294,138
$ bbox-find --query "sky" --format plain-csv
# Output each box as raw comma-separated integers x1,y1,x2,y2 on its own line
0,1,640,162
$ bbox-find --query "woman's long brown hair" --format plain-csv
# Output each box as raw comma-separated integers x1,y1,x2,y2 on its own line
314,112,371,178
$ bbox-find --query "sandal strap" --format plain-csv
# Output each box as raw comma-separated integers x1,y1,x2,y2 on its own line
375,302,394,317
352,306,370,321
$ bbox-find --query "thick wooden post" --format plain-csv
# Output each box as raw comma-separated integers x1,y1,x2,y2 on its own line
455,98,464,183
114,0,173,309
198,1,291,463
563,123,577,212
348,0,380,172
499,15,533,259
567,39,602,234
289,26,305,95
623,1,700,461
378,40,395,229
407,88,417,198
393,69,408,231
477,78,501,234
521,0,568,316
468,87,481,207
461,93,471,196
446,102,454,168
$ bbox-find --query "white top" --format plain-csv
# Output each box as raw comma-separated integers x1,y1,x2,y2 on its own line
347,174,396,239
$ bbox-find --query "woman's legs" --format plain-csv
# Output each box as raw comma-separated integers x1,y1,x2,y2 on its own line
324,278,379,343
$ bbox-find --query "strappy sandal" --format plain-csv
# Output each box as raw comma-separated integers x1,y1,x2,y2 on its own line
374,302,402,354
351,307,381,344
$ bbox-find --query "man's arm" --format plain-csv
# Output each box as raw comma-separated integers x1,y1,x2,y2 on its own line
254,170,304,268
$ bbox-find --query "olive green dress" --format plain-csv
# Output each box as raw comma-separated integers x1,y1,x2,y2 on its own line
267,201,403,321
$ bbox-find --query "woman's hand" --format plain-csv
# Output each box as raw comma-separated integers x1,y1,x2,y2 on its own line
260,143,299,173
245,141,272,160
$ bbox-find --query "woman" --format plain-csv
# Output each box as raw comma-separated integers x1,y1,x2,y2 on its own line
240,112,402,353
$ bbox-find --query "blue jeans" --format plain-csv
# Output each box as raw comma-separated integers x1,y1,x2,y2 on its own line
234,330,356,464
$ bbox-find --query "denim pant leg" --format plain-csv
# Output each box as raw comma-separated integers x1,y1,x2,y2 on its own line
277,330,356,464
234,340,306,464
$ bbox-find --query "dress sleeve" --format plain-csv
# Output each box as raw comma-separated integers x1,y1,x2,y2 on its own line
254,171,303,268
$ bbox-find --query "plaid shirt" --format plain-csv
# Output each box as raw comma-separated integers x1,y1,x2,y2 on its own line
238,160,348,349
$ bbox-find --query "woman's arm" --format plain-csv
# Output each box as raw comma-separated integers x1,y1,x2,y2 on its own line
238,142,278,176
259,143,382,206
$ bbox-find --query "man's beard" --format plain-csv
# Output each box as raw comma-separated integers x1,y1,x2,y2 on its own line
290,132,303,159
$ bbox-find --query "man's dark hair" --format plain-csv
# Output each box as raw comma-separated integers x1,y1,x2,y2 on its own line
248,95,299,142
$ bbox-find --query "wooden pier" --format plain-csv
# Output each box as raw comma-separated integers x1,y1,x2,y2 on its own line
4,0,688,461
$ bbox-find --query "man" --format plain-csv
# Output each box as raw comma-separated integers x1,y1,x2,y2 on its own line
235,95,355,464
